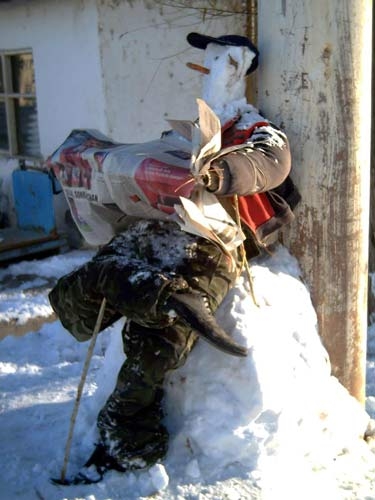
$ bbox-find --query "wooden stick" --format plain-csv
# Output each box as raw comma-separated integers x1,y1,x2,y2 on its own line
233,195,259,307
60,297,107,482
186,62,210,74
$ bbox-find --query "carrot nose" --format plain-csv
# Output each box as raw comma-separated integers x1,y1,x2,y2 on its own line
186,62,210,75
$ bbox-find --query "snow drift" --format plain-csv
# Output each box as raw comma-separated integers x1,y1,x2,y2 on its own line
1,246,375,499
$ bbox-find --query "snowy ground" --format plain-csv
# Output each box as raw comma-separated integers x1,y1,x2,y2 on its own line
1,245,375,500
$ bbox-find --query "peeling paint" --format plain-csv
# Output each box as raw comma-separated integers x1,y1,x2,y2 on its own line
281,0,286,17
95,0,246,142
258,1,371,402
321,43,333,80
301,72,309,89
301,26,309,55
317,92,327,104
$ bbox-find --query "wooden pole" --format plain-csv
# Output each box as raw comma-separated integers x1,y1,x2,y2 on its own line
245,0,258,103
257,0,372,403
368,4,375,323
59,298,107,483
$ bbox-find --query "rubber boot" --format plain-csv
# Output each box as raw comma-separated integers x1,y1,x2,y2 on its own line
166,292,248,357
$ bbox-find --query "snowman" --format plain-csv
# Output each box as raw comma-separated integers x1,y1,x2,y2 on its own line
50,31,298,484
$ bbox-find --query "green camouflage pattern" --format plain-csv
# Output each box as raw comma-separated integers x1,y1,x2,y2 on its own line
97,319,198,469
49,219,243,468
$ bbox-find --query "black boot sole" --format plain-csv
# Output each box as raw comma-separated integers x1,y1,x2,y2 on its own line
168,293,248,357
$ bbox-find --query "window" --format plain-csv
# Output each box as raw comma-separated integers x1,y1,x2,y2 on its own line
0,50,41,159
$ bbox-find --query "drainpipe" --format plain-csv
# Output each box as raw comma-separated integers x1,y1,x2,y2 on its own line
245,0,258,103
257,0,372,403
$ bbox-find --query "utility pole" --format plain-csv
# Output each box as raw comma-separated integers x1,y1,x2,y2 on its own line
257,0,372,403
369,7,375,322
245,0,258,103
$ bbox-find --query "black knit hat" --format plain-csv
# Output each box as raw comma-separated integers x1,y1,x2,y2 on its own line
186,32,259,75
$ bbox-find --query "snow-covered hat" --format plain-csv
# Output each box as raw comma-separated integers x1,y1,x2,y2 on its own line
187,32,259,75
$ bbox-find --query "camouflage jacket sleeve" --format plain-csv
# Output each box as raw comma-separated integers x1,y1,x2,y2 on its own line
49,233,189,342
49,263,122,342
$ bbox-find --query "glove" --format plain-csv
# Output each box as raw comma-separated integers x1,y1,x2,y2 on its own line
201,159,229,193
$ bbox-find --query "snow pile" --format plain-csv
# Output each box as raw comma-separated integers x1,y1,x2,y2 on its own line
2,33,374,500
0,250,95,326
162,248,373,499
0,246,375,500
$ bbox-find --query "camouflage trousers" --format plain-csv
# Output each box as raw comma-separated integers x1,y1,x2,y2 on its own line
49,220,240,469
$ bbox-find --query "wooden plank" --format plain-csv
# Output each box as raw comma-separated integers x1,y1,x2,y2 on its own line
0,228,67,263
0,227,58,252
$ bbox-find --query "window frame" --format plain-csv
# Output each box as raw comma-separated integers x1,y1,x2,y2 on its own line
0,48,42,162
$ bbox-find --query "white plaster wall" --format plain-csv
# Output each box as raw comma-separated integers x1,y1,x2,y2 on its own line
0,0,107,157
0,0,247,235
97,0,246,143
0,0,106,232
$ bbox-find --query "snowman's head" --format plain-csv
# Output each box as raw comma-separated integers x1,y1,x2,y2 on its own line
186,33,259,110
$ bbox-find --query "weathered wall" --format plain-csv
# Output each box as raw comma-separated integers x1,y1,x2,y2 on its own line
0,0,107,230
96,0,246,142
257,0,372,402
0,0,249,152
0,0,107,156
0,0,247,231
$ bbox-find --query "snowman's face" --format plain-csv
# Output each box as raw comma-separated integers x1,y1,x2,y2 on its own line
201,43,255,109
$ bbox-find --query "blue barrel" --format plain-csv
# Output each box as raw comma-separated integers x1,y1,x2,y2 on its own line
12,169,56,234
